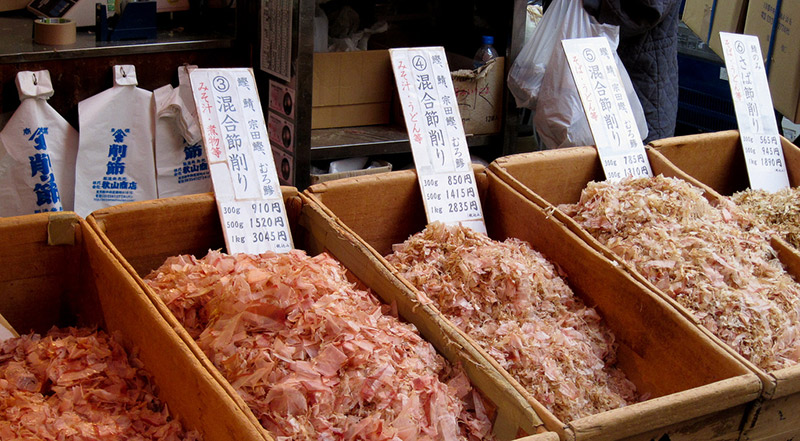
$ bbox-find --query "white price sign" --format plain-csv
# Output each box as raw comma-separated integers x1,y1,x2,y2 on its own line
720,32,789,192
190,68,293,254
390,47,486,234
562,37,652,181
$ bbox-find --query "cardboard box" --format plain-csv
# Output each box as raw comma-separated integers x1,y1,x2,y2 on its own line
491,139,800,440
312,50,393,129
0,0,27,12
310,160,393,184
647,129,800,193
744,0,800,123
452,57,505,135
87,190,548,440
682,0,749,57
0,212,267,441
647,130,800,440
304,169,761,441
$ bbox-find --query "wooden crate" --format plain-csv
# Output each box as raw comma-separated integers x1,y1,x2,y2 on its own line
87,189,547,440
303,169,761,441
0,212,268,441
490,143,800,441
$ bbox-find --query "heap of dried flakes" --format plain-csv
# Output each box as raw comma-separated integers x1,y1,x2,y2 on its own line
145,249,496,441
0,327,200,440
385,222,638,423
560,175,800,371
732,187,800,250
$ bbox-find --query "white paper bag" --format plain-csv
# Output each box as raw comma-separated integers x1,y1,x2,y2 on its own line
153,66,211,198
74,65,157,217
0,70,78,216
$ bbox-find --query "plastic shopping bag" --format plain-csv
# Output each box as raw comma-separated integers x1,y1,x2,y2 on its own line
0,70,78,216
74,65,157,216
153,66,211,198
507,0,647,148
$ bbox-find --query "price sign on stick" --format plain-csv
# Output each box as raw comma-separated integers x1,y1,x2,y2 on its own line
390,47,486,234
720,32,789,192
190,68,293,254
562,37,653,181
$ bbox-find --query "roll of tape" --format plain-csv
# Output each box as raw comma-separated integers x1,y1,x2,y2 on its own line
33,18,77,45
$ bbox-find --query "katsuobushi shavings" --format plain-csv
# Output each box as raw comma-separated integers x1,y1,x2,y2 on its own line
732,186,800,250
146,249,496,441
386,222,638,422
561,175,800,371
0,327,200,440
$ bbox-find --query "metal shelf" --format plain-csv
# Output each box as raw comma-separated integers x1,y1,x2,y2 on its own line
310,124,501,161
0,11,235,64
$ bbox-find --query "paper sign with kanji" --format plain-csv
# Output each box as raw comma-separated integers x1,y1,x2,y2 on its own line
390,47,486,234
720,32,789,192
562,37,652,181
190,68,293,254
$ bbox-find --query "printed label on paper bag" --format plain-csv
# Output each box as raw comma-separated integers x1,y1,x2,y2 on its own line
562,37,652,181
0,71,78,217
720,32,789,192
190,68,293,254
390,47,486,234
74,65,158,217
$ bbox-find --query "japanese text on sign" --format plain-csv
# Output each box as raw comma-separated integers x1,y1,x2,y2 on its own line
720,32,789,192
260,0,292,81
390,47,486,234
190,68,293,254
562,37,652,181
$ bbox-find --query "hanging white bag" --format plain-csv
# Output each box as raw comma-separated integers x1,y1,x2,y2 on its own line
0,70,78,216
507,0,648,148
74,65,157,216
153,65,211,198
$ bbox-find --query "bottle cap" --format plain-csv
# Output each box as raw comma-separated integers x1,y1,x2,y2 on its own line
482,35,494,45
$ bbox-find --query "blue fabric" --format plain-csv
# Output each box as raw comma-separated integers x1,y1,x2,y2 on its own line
584,0,681,142
706,0,718,44
766,0,783,77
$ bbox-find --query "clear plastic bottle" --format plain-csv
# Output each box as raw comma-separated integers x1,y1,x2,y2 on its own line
473,35,499,69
